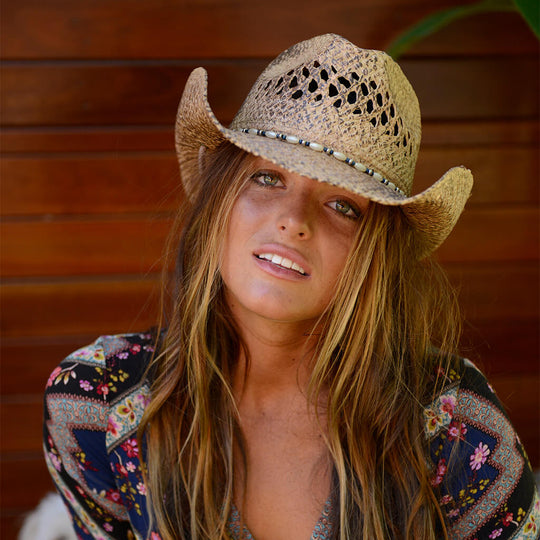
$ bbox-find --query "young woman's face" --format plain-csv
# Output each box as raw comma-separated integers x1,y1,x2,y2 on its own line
219,157,369,327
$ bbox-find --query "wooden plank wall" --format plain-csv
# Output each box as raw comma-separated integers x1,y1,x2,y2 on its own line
1,0,538,535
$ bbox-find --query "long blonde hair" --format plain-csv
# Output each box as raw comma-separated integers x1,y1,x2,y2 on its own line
139,142,460,539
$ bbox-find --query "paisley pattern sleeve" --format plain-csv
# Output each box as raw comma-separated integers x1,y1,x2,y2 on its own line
43,333,157,540
425,360,539,539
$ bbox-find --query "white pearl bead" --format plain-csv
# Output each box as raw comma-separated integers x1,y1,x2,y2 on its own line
387,181,396,190
248,129,258,135
354,162,367,172
265,131,277,138
332,151,347,161
286,135,299,144
372,171,383,182
309,142,324,152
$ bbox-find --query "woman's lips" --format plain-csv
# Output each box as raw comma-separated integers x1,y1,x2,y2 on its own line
253,245,311,278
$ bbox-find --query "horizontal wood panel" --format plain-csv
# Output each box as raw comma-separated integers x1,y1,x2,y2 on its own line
0,126,176,153
1,263,537,339
1,146,537,217
2,58,538,127
414,147,538,204
2,318,537,396
1,2,536,59
1,277,162,338
1,155,181,215
446,263,538,321
2,120,538,154
1,337,100,396
461,319,539,377
2,208,537,278
4,376,537,463
0,455,54,511
1,218,174,277
436,206,539,264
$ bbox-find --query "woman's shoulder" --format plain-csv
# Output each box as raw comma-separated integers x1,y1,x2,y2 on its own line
424,357,540,539
46,332,155,395
44,332,157,448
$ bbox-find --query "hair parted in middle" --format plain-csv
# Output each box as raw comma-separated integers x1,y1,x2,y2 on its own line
139,141,462,540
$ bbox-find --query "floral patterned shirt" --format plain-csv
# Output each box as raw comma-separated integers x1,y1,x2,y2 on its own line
43,333,539,539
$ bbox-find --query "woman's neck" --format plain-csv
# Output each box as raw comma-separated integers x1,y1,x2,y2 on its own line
231,314,322,410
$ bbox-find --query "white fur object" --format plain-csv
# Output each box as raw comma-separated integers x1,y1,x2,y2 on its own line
18,492,76,540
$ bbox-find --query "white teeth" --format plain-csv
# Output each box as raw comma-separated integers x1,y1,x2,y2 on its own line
257,253,306,275
280,257,293,269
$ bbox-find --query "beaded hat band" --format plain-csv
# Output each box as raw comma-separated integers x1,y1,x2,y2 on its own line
175,34,473,257
236,128,406,196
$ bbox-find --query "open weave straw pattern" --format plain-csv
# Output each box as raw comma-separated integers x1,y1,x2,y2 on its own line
230,35,420,196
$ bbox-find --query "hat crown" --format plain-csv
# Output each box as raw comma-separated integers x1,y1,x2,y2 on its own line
230,34,421,195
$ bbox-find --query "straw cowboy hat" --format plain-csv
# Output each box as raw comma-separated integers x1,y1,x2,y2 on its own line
175,33,473,257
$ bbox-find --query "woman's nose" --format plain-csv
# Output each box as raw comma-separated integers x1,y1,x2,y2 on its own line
276,190,313,239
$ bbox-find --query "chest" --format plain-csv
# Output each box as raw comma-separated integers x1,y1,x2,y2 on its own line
235,410,332,540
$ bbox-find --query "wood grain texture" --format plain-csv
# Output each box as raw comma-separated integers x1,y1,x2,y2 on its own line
2,58,538,126
2,2,536,59
1,277,161,338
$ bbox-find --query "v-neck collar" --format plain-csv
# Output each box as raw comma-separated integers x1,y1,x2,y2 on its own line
226,497,334,539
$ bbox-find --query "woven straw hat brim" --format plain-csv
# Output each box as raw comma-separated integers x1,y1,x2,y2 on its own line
175,67,473,257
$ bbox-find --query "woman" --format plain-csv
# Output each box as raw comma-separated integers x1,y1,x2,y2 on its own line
43,34,539,539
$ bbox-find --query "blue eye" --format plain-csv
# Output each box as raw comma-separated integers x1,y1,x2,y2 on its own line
251,171,283,187
330,199,360,219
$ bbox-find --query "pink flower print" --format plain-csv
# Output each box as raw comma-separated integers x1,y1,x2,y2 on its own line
97,383,109,396
440,494,453,505
502,512,513,527
440,394,456,416
136,482,147,495
117,351,129,359
489,528,502,538
47,367,62,387
470,442,490,470
430,458,447,486
448,420,467,441
48,452,62,471
103,523,113,532
126,461,136,473
151,533,162,540
136,392,150,407
79,380,93,391
107,416,120,438
121,438,139,458
447,508,460,519
131,344,141,353
105,489,122,503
